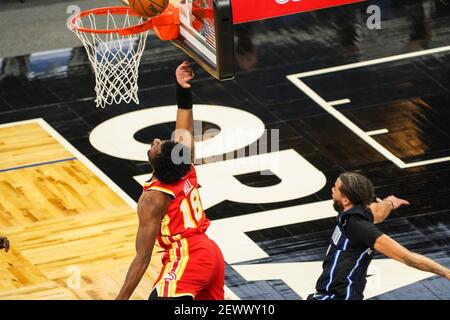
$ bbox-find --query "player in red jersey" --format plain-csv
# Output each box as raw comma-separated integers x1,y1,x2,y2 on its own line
116,61,225,300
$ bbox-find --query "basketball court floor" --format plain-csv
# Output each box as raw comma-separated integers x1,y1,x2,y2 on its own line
0,0,449,300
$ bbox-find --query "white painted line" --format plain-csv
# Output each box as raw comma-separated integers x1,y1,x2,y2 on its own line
292,45,450,78
0,119,42,129
37,118,138,210
0,118,137,210
328,99,351,106
286,76,407,168
366,129,389,136
287,46,450,169
286,79,450,168
224,286,241,300
402,157,450,168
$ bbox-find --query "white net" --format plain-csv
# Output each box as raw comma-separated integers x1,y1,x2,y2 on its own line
71,10,149,108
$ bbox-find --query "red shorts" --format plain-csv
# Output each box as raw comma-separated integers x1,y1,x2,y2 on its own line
152,233,225,300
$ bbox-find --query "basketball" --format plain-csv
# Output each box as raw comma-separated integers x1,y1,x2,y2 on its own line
129,0,169,18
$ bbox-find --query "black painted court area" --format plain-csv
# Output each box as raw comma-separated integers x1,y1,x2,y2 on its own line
0,0,449,299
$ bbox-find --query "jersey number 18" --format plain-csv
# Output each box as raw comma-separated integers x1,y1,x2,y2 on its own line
180,188,204,229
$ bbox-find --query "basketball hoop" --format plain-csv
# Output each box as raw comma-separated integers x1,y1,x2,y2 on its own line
70,5,180,108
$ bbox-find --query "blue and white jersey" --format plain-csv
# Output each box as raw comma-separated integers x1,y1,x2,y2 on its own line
314,205,378,300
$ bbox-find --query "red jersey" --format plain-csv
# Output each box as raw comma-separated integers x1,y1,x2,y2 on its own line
143,165,210,250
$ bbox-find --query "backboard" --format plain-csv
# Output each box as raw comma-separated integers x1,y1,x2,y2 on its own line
170,0,234,80
122,0,235,81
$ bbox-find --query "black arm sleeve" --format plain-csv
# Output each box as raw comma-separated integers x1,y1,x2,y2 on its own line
345,216,384,248
176,82,193,110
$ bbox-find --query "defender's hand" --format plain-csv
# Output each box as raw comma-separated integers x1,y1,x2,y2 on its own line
176,61,195,88
0,237,10,252
383,195,410,210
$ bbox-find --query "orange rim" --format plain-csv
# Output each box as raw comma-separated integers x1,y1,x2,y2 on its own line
70,5,178,37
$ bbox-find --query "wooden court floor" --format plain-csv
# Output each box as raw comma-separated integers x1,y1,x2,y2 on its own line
0,119,164,299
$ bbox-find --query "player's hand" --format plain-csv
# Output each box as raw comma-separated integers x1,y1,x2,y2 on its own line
176,61,195,89
0,237,10,252
383,195,410,210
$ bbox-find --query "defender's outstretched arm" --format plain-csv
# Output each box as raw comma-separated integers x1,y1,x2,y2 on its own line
374,235,450,280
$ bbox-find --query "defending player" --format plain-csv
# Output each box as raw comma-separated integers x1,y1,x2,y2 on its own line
309,172,450,300
116,61,225,300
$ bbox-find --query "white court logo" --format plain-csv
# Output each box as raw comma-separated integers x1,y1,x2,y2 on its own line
89,105,266,162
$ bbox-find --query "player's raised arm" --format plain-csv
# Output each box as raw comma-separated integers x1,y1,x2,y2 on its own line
116,191,171,300
174,61,195,161
370,195,410,224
